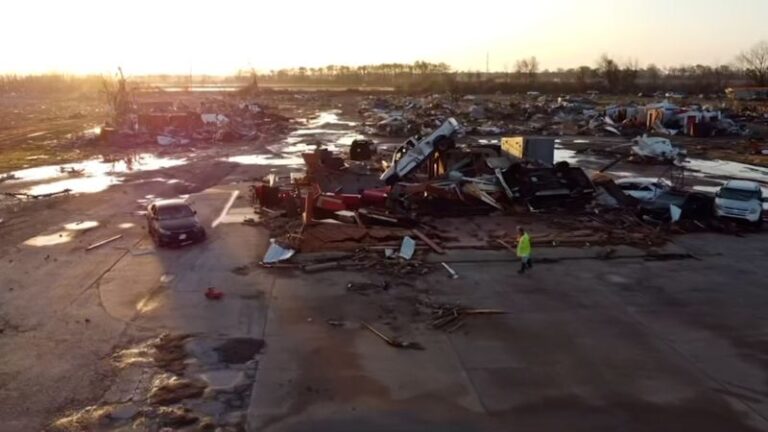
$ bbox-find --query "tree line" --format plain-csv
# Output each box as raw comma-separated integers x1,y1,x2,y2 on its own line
2,41,767,96
236,61,452,86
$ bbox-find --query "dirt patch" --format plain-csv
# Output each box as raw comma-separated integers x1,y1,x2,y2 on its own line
155,406,200,428
151,333,192,374
149,375,207,406
49,405,114,432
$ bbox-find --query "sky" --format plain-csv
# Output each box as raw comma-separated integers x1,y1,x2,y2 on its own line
1,0,766,75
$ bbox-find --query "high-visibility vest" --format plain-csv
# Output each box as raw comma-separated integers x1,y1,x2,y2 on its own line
517,233,531,257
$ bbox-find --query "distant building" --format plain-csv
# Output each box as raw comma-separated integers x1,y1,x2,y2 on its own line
725,87,768,100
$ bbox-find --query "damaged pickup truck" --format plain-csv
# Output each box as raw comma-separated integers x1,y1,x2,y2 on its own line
380,118,460,185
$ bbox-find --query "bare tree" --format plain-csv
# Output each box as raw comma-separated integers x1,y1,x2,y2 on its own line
645,63,661,88
596,54,621,93
620,59,640,92
738,41,768,86
101,67,130,126
574,66,592,91
515,56,539,84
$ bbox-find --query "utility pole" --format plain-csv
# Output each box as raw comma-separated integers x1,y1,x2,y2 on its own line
486,52,490,75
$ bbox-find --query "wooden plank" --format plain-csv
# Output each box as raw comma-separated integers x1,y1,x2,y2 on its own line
412,229,446,254
85,234,123,251
496,239,516,253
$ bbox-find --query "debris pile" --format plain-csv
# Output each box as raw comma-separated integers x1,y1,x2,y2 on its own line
98,71,295,149
356,94,751,138
106,98,295,148
424,301,506,333
245,109,765,273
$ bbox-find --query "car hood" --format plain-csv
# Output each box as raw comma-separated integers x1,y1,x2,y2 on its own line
157,216,200,232
715,197,760,211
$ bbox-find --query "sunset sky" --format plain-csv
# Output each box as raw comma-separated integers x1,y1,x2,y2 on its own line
2,0,766,75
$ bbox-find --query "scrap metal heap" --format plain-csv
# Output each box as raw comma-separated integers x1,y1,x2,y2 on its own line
248,117,720,265
357,94,754,138
99,75,295,148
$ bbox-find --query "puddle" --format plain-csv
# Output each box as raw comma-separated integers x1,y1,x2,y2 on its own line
82,126,102,136
63,220,99,231
225,110,362,168
477,138,500,145
23,230,75,246
291,128,352,136
226,154,304,166
3,154,188,195
213,338,264,364
554,146,580,164
278,142,343,154
307,110,357,128
683,158,768,185
23,220,103,247
25,177,120,195
337,133,365,145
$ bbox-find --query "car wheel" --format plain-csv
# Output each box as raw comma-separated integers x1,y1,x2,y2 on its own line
151,230,164,247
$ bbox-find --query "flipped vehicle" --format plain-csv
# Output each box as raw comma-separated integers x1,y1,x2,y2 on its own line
380,118,460,185
630,135,685,163
615,178,671,201
638,190,713,223
714,180,765,226
146,199,206,247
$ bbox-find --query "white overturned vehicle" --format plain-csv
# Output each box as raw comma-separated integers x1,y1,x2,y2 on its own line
380,118,460,185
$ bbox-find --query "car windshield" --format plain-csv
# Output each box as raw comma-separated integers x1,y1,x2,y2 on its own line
156,204,194,220
719,188,759,201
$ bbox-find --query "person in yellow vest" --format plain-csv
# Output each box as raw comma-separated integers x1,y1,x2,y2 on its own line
516,226,532,274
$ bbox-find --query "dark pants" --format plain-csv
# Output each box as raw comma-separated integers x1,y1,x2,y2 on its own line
518,255,532,273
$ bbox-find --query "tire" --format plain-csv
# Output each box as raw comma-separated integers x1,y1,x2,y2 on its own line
150,229,165,248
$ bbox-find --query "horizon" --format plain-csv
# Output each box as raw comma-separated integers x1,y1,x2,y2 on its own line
3,0,767,76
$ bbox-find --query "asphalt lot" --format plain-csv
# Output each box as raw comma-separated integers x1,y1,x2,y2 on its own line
247,232,768,432
2,157,768,431
1,110,768,430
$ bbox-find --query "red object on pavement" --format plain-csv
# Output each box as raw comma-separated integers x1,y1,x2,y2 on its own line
205,287,223,300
